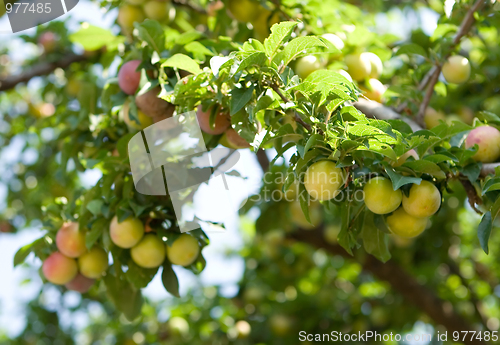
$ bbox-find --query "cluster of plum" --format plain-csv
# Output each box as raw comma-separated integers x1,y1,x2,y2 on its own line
42,217,201,293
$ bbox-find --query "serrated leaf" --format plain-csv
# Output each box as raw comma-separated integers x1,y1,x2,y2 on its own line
162,263,180,297
477,211,492,254
234,51,267,76
274,36,327,67
264,21,298,60
162,54,202,75
135,20,166,53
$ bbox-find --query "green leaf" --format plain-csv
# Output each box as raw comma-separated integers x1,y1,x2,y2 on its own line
69,24,124,51
230,84,255,115
162,263,180,297
14,237,45,267
274,36,327,67
423,153,458,163
86,199,104,216
340,106,368,123
162,54,202,75
126,260,159,289
402,160,446,179
264,21,298,60
384,163,422,190
358,139,397,161
104,274,143,321
459,163,482,183
234,51,267,75
361,211,391,262
304,134,325,155
86,219,107,249
482,177,500,195
184,41,214,60
395,43,427,57
135,20,166,53
477,211,492,254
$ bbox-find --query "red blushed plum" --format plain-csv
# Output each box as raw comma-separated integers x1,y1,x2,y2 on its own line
196,105,230,135
56,222,87,258
118,60,142,95
42,252,78,285
225,128,251,149
465,126,500,163
39,32,57,53
65,273,95,293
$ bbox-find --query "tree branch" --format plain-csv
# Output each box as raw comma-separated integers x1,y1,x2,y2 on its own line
0,54,87,92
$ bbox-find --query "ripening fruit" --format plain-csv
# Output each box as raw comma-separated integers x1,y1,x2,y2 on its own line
135,86,174,119
78,247,109,279
386,207,428,238
56,222,87,258
252,9,280,41
304,161,344,201
402,181,441,218
392,149,419,167
458,106,475,125
362,52,383,78
442,55,471,84
169,316,189,335
361,78,386,103
131,234,166,268
295,55,322,79
39,32,57,53
234,320,251,339
123,101,154,130
166,234,200,266
322,33,344,52
143,1,168,20
363,177,402,215
42,252,78,285
345,53,371,81
118,60,142,95
65,273,95,293
225,128,251,149
110,216,144,249
465,126,500,163
227,0,259,22
424,107,446,129
196,105,230,135
117,4,145,31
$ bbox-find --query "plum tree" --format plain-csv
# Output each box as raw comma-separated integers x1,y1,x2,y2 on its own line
386,207,428,238
166,234,200,266
392,149,419,167
38,32,57,53
110,216,145,248
362,52,383,78
130,234,166,268
295,55,322,79
304,161,344,201
56,222,87,258
196,105,230,135
117,4,145,32
424,107,446,129
42,252,78,285
78,247,109,279
227,0,259,22
122,101,154,130
225,128,251,149
442,55,471,84
118,60,142,95
402,181,441,218
65,273,95,293
361,78,386,103
135,86,174,120
345,53,371,81
465,126,500,163
143,1,168,20
363,177,402,215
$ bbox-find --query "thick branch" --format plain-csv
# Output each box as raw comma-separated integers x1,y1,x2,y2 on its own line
0,54,87,92
289,228,485,345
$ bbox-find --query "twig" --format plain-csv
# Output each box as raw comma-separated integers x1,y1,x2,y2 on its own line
0,54,88,92
271,84,312,131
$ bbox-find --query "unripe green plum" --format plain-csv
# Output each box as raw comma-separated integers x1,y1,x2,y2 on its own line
143,1,168,20
227,0,259,22
118,60,142,95
290,200,322,229
225,128,251,149
166,234,200,266
56,222,87,258
131,234,166,268
345,53,371,81
78,247,109,279
196,105,230,135
465,126,500,163
65,273,95,293
110,216,144,248
386,207,428,238
361,78,386,103
402,181,441,218
363,177,402,215
322,33,344,52
362,52,383,78
304,161,344,201
392,149,419,167
117,4,145,31
295,55,322,79
169,316,189,335
442,55,471,84
424,107,446,129
122,100,154,130
234,320,251,339
42,252,78,285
